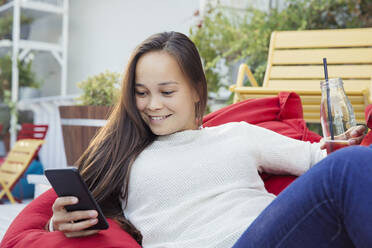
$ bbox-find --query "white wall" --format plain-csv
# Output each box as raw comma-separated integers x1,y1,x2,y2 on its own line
30,0,200,96
67,0,200,95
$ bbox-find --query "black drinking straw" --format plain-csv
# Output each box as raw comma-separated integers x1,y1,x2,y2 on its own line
323,58,334,140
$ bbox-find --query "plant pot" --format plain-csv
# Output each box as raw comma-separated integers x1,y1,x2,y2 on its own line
3,131,10,154
0,105,10,132
0,106,10,154
59,105,112,166
19,87,41,100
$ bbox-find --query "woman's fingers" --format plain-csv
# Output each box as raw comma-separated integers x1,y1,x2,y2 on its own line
349,125,366,138
54,209,98,223
321,125,365,148
52,197,78,212
58,218,98,232
50,196,101,237
346,126,365,145
53,210,98,231
64,230,100,238
335,125,365,142
348,136,364,145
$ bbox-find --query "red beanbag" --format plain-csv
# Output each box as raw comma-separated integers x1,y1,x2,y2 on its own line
361,104,372,146
203,92,321,143
0,189,141,248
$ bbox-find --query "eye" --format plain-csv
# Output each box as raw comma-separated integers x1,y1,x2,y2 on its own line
162,91,174,96
135,91,147,97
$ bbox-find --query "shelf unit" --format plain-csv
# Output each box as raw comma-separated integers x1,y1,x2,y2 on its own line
0,0,69,146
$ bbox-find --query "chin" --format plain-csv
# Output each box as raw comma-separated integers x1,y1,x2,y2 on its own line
152,130,174,136
150,127,177,136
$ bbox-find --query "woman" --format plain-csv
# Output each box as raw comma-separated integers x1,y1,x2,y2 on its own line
48,32,370,248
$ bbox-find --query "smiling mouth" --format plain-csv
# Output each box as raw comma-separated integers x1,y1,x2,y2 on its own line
148,114,172,121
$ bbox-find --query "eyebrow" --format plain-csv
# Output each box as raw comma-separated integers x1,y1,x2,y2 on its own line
135,81,179,87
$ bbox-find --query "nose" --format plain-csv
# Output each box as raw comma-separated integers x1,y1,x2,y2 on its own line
147,95,163,111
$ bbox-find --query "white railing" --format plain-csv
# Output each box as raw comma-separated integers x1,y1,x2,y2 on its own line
18,95,78,169
22,0,64,7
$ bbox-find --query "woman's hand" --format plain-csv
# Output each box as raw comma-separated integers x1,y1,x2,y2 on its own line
320,125,366,149
49,196,100,238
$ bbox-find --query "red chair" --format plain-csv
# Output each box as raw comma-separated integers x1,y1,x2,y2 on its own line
17,124,48,141
17,124,48,162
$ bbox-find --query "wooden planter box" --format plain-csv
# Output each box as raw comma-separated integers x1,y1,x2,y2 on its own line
59,105,111,166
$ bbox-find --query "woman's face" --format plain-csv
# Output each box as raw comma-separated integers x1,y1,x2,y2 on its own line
135,50,199,136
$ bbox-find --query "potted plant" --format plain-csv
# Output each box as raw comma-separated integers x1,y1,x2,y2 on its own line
59,70,121,166
0,54,41,152
0,13,34,40
0,54,42,101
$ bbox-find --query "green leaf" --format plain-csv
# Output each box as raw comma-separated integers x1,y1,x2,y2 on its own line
189,0,371,94
76,70,121,106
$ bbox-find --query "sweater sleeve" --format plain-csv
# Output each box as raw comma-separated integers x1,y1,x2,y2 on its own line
241,122,327,176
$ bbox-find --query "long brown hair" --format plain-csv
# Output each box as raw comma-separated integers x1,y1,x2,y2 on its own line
77,32,207,244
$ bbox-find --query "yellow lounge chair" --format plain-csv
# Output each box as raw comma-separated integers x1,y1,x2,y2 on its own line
230,27,372,123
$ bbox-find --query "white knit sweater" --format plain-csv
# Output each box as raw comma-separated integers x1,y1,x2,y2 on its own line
123,122,326,248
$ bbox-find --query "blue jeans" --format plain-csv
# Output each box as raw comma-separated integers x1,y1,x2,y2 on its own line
233,145,372,248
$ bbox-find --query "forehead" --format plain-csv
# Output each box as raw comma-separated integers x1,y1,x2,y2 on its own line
135,50,188,86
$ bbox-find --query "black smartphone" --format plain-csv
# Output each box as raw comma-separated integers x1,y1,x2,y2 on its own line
45,168,109,230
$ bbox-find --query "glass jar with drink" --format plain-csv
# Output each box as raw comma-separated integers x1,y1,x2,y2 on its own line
320,78,357,154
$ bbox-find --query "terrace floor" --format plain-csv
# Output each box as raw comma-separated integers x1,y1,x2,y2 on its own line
0,200,32,240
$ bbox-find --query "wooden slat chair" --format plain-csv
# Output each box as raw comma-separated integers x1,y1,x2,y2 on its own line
16,123,48,162
0,139,44,204
230,27,372,123
17,123,48,141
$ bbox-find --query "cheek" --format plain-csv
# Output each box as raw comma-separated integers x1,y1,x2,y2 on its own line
136,98,146,111
179,94,196,112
